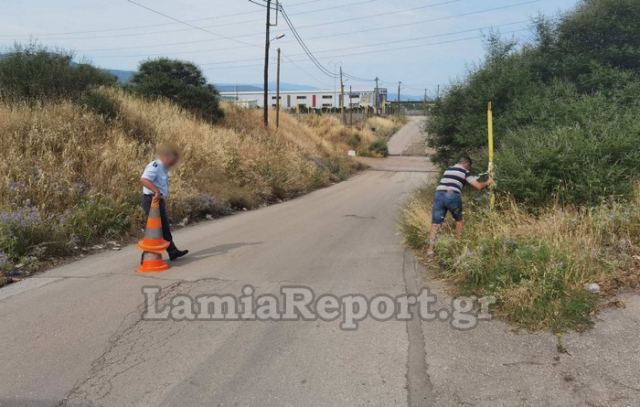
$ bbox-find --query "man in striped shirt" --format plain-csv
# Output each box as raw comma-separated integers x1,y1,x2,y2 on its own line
427,156,493,255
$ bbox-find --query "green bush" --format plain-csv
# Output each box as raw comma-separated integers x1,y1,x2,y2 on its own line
496,82,640,206
130,58,224,123
0,208,70,260
65,198,130,246
368,140,389,157
427,0,640,206
80,89,120,121
347,133,362,149
0,43,116,102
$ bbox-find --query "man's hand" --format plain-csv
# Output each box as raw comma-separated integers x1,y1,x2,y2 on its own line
470,177,495,191
486,177,495,188
141,177,162,202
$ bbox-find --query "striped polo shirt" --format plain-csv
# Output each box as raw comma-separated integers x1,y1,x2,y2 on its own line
436,164,476,194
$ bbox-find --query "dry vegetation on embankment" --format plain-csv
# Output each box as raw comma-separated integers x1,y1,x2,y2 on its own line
402,0,640,333
0,87,400,285
401,186,640,333
303,114,406,157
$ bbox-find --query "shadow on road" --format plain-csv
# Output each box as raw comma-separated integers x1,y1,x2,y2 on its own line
171,242,263,267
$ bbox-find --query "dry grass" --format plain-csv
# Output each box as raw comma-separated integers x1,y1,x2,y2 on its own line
301,114,404,156
1,88,357,214
401,185,640,332
0,88,362,278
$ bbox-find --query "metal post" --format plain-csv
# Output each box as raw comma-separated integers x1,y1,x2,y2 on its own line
397,81,401,116
276,47,281,129
424,88,427,116
340,67,345,125
487,101,495,210
349,85,353,127
374,77,380,116
262,0,272,128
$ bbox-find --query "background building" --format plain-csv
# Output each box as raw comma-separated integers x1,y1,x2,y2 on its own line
220,88,388,111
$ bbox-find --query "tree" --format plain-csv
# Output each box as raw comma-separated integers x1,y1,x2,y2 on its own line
0,43,116,102
130,58,224,123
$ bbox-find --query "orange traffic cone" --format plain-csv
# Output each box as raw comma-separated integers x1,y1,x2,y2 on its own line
137,198,170,273
138,251,170,273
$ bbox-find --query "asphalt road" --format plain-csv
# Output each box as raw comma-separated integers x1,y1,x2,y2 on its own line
387,116,427,156
1,119,639,407
0,120,434,406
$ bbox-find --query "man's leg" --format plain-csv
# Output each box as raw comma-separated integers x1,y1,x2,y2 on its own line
455,221,464,239
428,192,446,255
450,194,464,240
157,199,178,256
427,224,440,255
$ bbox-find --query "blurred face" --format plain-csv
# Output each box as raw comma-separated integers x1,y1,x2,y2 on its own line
161,153,179,169
461,160,472,171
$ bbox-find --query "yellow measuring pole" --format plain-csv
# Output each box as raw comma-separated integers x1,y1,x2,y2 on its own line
487,101,495,210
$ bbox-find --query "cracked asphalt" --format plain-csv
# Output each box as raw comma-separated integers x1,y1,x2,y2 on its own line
1,118,639,406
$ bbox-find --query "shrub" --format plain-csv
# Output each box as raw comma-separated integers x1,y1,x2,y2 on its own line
427,0,640,206
65,197,131,246
401,185,640,332
80,88,120,121
0,43,116,102
0,208,70,260
368,140,389,157
496,82,640,206
130,58,224,123
347,133,361,149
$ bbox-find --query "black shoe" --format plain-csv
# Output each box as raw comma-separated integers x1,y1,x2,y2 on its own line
169,249,189,261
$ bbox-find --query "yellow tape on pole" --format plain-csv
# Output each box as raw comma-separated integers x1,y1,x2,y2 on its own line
487,101,495,210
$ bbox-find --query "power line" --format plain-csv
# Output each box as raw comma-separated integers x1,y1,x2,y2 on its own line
282,54,333,88
199,28,529,71
288,0,380,16
0,0,379,41
280,6,339,78
196,22,530,67
125,0,257,47
72,0,536,54
295,0,462,30
2,0,535,45
88,20,527,60
288,0,541,42
0,0,329,39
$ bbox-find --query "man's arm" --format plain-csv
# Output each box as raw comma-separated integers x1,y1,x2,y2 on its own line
141,177,162,200
468,177,494,191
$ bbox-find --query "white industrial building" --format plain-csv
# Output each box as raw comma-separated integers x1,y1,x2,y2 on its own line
220,88,388,111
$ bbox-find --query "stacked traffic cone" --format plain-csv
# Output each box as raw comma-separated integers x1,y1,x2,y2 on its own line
137,198,170,273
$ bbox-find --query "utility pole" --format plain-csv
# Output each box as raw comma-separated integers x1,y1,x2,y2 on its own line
424,88,428,116
262,0,272,128
436,84,440,102
349,85,353,127
374,77,379,116
397,81,402,116
276,47,281,129
340,66,346,125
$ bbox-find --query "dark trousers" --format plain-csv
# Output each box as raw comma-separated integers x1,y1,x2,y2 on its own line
141,195,178,255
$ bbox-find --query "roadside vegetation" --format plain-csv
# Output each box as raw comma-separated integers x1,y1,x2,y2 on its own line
0,44,399,286
403,0,640,332
303,114,405,157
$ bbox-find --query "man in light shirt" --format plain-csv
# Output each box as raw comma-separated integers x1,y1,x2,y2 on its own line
140,146,189,261
427,156,493,256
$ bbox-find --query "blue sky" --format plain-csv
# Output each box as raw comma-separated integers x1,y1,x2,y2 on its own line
1,0,579,95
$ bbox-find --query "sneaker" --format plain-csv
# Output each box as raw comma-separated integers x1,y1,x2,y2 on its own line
169,249,189,261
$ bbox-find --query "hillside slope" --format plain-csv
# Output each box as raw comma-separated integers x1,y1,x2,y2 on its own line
0,88,398,282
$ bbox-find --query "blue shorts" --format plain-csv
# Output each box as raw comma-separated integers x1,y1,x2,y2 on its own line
432,191,464,224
